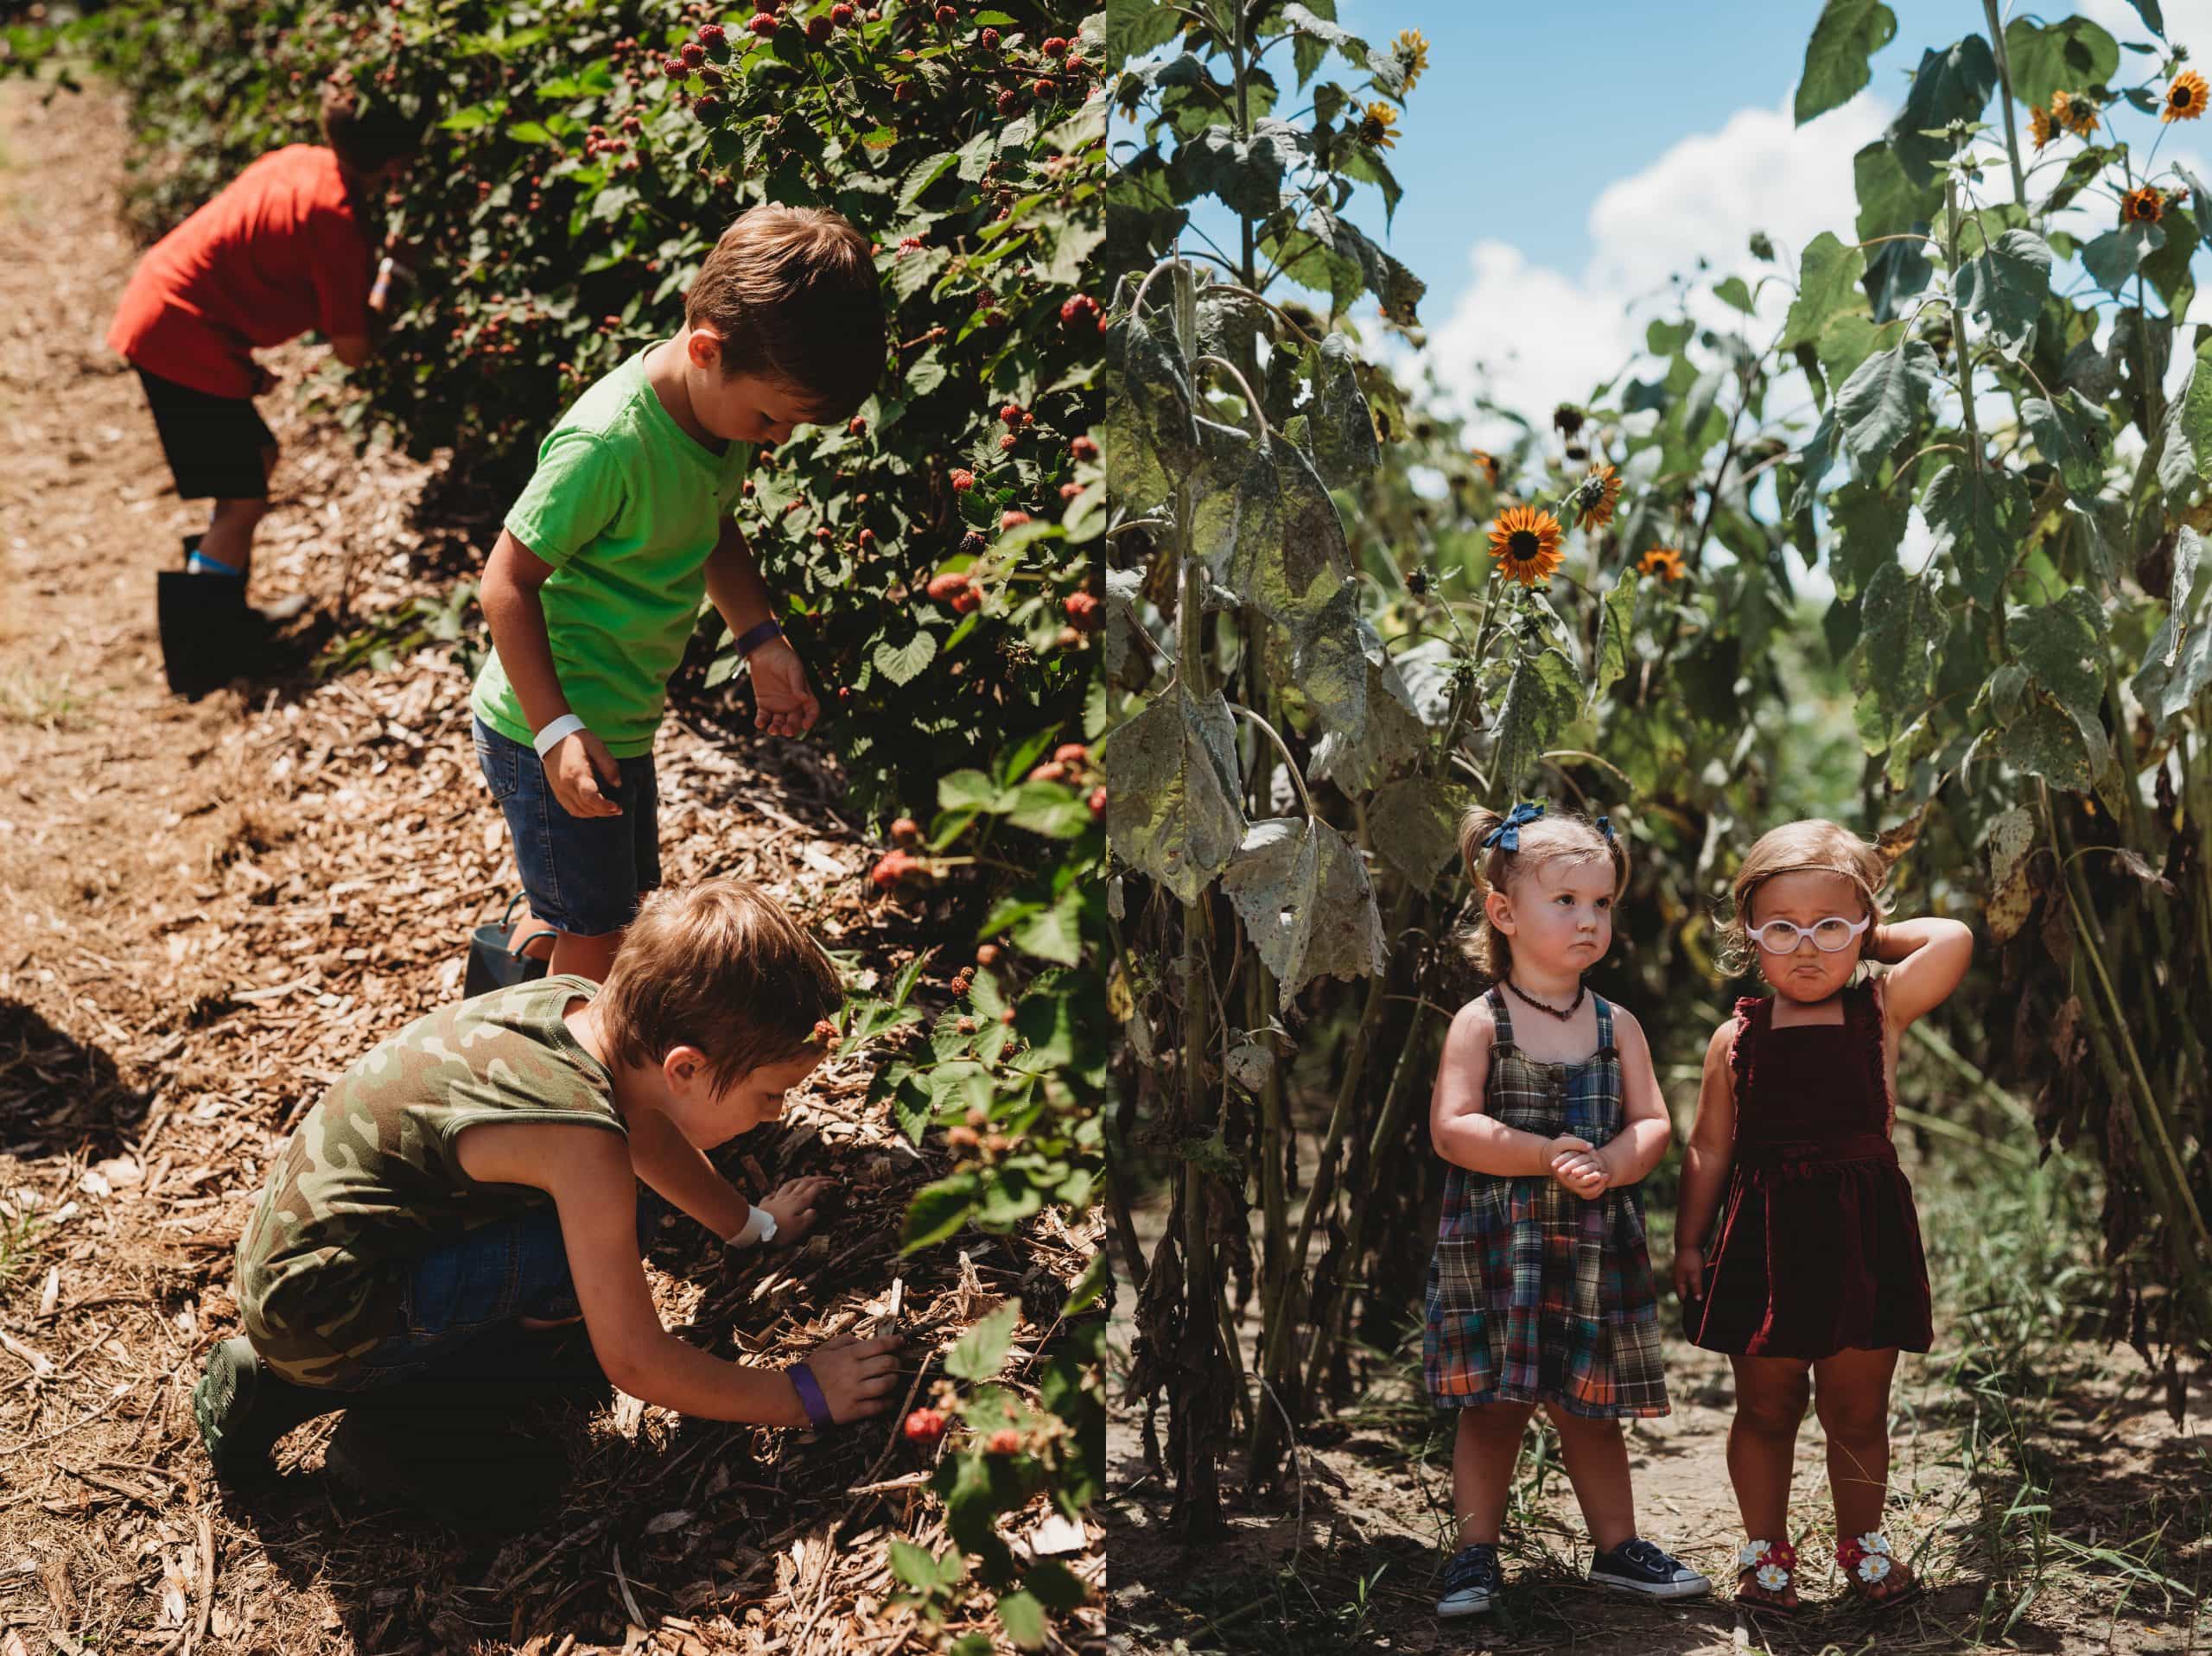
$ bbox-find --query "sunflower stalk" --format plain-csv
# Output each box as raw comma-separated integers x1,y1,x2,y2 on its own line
1982,0,2029,207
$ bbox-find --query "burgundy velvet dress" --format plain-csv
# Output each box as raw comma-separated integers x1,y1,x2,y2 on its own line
1685,982,1933,1359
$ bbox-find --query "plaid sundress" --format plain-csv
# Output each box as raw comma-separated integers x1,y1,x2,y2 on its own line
1423,989,1669,1418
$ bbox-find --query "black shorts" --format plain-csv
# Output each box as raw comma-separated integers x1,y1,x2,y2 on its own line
133,367,276,500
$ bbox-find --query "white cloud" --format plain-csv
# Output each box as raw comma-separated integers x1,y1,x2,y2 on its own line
1423,92,1891,441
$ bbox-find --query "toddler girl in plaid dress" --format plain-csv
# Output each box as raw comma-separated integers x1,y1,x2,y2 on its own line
1423,803,1707,1617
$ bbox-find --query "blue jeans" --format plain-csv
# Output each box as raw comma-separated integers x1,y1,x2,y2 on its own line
473,715,660,938
335,1189,666,1391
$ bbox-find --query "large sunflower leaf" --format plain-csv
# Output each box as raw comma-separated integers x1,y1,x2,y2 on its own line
2009,588,2113,786
1887,37,1996,189
1302,332,1381,490
1851,562,1948,753
1101,685,1247,904
2002,16,2119,111
1779,232,1869,353
2020,392,2108,498
2082,221,2164,294
1221,815,1389,1008
1955,229,2051,360
1835,340,1939,469
2130,526,2208,726
1796,0,1897,124
1192,424,1352,641
1920,463,2028,606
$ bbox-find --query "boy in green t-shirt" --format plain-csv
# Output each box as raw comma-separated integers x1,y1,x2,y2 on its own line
194,879,902,1495
472,205,885,981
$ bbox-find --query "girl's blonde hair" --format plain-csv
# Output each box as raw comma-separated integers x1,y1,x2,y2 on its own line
1718,818,1892,977
1456,803,1628,980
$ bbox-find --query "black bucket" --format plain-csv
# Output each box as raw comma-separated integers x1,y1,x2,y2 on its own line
465,893,556,999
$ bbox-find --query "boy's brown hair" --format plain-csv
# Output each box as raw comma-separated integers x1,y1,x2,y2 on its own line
686,205,885,419
319,76,429,176
1456,803,1628,980
1717,818,1891,977
598,879,843,1090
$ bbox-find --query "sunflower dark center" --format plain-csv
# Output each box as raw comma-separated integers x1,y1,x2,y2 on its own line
2180,86,2197,106
1507,530,1541,560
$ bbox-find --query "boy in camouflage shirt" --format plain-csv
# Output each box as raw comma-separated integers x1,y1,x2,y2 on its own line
194,879,901,1484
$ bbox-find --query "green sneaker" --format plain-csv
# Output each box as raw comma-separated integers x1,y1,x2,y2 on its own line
192,1337,345,1482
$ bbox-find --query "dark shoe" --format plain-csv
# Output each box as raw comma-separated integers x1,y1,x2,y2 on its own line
156,569,266,699
1435,1542,1502,1617
192,1336,347,1483
1591,1537,1711,1599
325,1386,569,1533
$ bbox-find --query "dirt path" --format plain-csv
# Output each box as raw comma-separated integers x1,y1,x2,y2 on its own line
0,79,1097,1656
1105,1193,2211,1652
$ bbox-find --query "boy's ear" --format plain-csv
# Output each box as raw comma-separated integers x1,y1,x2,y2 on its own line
661,1044,712,1091
1484,887,1516,936
685,327,725,371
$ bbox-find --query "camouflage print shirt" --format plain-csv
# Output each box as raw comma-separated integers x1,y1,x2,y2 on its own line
237,975,626,1385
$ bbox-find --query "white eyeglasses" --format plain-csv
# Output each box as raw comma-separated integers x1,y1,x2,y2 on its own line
1745,914,1870,954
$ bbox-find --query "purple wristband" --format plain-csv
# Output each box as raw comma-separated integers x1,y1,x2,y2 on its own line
734,619,784,657
786,1360,835,1430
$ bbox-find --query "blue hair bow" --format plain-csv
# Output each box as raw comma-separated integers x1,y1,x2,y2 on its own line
1482,802,1546,853
1595,815,1617,842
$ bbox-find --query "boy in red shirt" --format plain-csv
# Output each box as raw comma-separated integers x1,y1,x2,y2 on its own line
109,78,428,696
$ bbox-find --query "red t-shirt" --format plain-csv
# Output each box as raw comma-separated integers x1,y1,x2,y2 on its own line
108,145,375,401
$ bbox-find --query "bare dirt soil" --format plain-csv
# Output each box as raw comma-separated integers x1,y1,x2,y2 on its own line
0,78,1099,1656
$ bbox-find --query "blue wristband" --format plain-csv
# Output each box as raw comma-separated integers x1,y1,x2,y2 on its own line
786,1360,835,1430
734,619,784,657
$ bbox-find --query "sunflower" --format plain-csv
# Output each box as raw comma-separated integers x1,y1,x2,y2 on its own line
1638,546,1687,583
2053,89,2101,137
1486,505,1563,587
1394,28,1429,94
2030,103,2057,151
1580,463,1623,530
2165,68,2208,121
1468,447,1501,486
2124,184,2166,225
1359,100,1400,151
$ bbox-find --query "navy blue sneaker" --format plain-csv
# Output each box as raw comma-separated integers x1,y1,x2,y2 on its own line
1435,1542,1502,1617
1589,1537,1711,1599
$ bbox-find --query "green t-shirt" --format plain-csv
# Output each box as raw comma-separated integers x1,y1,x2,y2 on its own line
471,346,755,758
236,976,626,1386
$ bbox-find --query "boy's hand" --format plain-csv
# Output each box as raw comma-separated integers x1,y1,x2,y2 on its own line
758,1175,834,1246
747,637,820,738
1671,1245,1705,1305
1550,1148,1610,1198
798,1334,903,1424
546,728,623,818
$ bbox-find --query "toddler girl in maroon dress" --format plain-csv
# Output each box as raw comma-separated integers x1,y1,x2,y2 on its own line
1674,820,1972,1613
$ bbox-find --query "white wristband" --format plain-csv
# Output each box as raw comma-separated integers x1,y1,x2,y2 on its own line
532,714,587,759
727,1205,778,1247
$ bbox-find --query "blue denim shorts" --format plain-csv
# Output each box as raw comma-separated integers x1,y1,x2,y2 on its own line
340,1189,667,1390
473,715,660,938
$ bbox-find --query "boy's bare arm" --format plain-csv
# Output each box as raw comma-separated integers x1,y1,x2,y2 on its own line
624,1107,752,1240
480,529,622,817
704,517,818,738
458,1121,900,1423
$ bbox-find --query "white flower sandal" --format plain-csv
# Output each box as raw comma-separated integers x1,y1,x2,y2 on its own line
1734,1538,1802,1615
1837,1532,1921,1608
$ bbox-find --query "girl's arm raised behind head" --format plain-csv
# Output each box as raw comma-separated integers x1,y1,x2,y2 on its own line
1871,915,1974,1030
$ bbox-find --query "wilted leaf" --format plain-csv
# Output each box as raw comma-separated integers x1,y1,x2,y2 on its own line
2012,587,2113,785
1984,804,2039,942
1367,776,1471,890
1304,332,1381,489
1102,686,1247,904
1308,651,1429,794
1221,816,1388,1007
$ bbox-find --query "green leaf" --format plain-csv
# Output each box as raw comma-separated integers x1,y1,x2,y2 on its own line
505,119,555,144
997,1590,1048,1652
901,1175,978,1252
1220,816,1389,1008
1919,463,2028,606
1101,686,1247,904
890,1539,943,1591
1194,424,1351,640
2021,392,2107,498
1103,0,1181,66
939,769,1009,813
1064,1251,1109,1316
1834,341,1938,470
1886,37,1997,189
1714,274,1756,314
1955,229,2050,360
874,629,938,687
1024,1560,1090,1612
944,1303,1021,1382
1851,562,1948,753
2141,205,2197,311
2002,16,2119,111
1779,232,1868,353
1491,646,1582,791
1592,578,1638,701
2120,0,2165,35
2130,525,2208,726
2082,223,2164,294
1010,890,1084,965
1828,480,1908,600
2011,587,2113,785
1796,0,1897,124
1366,777,1471,891
1003,782,1094,840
